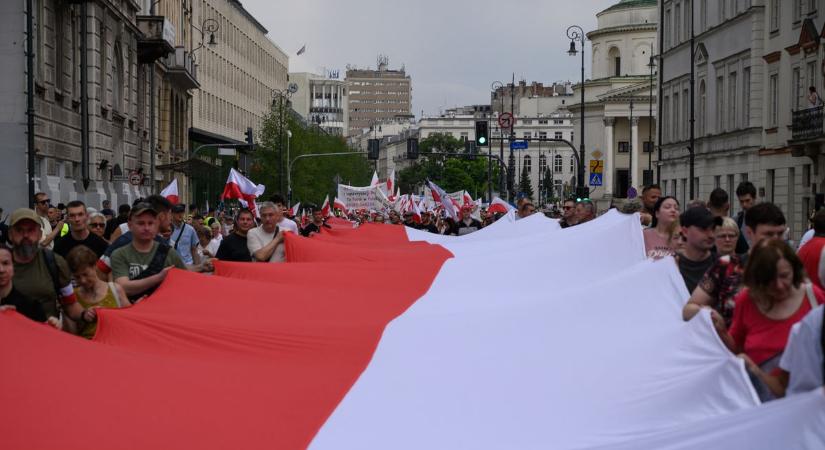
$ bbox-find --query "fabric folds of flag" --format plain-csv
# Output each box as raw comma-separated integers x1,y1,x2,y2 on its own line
333,197,349,216
487,196,514,215
160,179,179,205
221,168,265,216
427,180,456,220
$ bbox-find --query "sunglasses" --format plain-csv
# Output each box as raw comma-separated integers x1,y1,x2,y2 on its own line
37,199,50,205
89,223,105,229
562,206,573,210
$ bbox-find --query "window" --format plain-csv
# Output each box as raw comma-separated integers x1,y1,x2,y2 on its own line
538,119,548,124
618,141,630,153
460,132,468,142
609,47,621,77
665,9,672,49
674,4,681,45
524,155,532,173
113,43,123,112
769,73,778,127
770,0,780,31
523,132,531,139
554,131,562,139
673,92,680,140
742,67,750,127
539,131,548,139
643,141,654,153
792,67,802,111
554,154,563,173
522,119,533,125
539,154,547,172
794,0,803,22
698,80,706,135
729,72,737,129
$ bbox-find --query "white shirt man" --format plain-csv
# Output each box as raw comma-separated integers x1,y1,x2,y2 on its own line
779,306,824,396
247,202,286,263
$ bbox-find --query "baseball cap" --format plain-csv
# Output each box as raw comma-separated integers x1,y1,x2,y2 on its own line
171,203,186,214
129,202,158,218
680,207,723,229
10,208,42,228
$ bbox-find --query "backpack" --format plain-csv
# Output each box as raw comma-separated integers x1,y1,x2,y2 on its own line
42,249,63,312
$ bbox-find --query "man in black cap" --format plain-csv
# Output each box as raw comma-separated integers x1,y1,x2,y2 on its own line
110,202,185,301
677,206,722,293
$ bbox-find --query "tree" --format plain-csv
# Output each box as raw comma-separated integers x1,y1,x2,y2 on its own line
254,109,371,206
518,165,534,200
397,134,499,200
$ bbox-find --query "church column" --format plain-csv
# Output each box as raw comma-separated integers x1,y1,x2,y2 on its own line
604,117,615,198
631,116,640,192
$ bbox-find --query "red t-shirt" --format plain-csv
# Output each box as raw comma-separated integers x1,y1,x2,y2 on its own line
729,285,825,365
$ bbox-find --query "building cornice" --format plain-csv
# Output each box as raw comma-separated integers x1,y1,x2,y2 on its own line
587,23,657,40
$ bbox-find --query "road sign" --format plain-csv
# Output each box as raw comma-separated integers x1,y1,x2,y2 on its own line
498,112,514,129
589,159,603,174
510,140,528,150
589,173,603,186
129,171,144,186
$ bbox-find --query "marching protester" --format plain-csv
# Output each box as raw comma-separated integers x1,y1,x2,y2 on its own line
518,200,537,218
169,204,200,267
196,227,216,260
66,245,129,339
779,303,825,396
88,211,109,243
453,205,482,236
797,209,825,291
269,194,299,234
717,239,825,401
403,211,421,229
8,208,93,328
639,184,661,226
110,202,186,301
420,211,439,233
574,199,596,225
33,192,62,249
301,208,330,237
735,181,758,254
53,200,109,258
559,199,577,228
707,188,730,219
0,243,47,322
676,207,720,294
247,202,286,263
215,208,255,262
98,195,173,277
388,210,403,225
643,196,680,260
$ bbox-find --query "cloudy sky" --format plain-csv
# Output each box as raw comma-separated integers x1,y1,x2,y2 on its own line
242,0,620,117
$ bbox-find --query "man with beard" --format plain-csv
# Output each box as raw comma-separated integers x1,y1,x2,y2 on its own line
111,203,186,301
216,208,255,262
9,208,94,324
98,195,173,277
54,200,109,258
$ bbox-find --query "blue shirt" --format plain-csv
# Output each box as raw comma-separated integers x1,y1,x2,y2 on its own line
170,222,198,265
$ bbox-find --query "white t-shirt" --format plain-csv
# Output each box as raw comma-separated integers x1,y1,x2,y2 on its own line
278,217,299,234
779,305,824,396
205,238,221,257
246,226,285,263
39,215,54,249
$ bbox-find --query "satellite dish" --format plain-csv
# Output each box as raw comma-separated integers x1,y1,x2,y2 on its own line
288,83,299,94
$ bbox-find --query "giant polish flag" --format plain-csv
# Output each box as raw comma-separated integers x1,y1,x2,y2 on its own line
221,168,265,215
2,212,825,450
159,178,179,204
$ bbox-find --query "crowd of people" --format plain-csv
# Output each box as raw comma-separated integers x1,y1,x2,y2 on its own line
2,182,824,402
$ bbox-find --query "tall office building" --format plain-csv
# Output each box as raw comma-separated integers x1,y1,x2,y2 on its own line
345,55,412,137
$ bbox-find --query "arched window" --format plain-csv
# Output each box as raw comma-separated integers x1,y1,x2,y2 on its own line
524,155,532,173
554,154,563,173
113,43,123,112
608,47,621,77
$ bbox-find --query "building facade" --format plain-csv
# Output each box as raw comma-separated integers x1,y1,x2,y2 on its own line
346,57,412,137
569,0,658,206
659,0,820,241
491,81,573,116
184,0,288,206
290,72,348,136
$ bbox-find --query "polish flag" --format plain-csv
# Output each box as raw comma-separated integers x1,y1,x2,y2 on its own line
487,196,514,215
301,208,309,227
288,202,301,217
160,179,179,205
463,191,474,207
427,180,457,219
410,197,422,224
4,211,786,450
221,168,265,216
370,171,380,187
387,169,395,194
320,195,331,218
333,197,349,216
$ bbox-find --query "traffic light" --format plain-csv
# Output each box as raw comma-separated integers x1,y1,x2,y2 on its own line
406,138,419,160
245,127,254,150
474,120,489,147
576,186,590,200
367,138,380,160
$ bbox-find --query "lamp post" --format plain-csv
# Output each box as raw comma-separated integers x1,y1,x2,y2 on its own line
491,81,506,199
567,25,587,199
191,18,220,61
647,50,656,183
272,84,298,194
286,129,292,205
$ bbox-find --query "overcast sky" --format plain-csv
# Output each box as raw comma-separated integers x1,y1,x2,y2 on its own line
241,0,620,117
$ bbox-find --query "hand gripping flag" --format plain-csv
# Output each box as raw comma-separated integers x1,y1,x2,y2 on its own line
221,168,265,216
160,179,179,205
427,180,457,220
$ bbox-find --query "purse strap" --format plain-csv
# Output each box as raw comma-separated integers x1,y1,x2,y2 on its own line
805,282,818,310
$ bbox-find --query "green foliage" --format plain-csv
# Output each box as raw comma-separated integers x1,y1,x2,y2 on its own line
518,165,534,200
253,107,371,205
397,134,499,200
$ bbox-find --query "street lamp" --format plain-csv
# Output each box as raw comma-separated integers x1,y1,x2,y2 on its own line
191,18,219,61
491,81,506,199
272,84,298,195
286,129,292,205
566,25,587,199
647,50,656,182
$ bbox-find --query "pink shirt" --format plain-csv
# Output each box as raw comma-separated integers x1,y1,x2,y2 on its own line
643,228,675,260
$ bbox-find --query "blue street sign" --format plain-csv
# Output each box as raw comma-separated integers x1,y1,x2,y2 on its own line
510,140,529,150
589,173,603,186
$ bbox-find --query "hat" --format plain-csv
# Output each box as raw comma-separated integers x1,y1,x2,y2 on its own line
130,202,158,218
171,203,186,213
680,207,723,229
10,208,42,228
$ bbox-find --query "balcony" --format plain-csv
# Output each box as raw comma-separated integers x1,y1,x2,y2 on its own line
136,16,175,64
310,106,344,114
791,105,824,141
162,47,199,90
